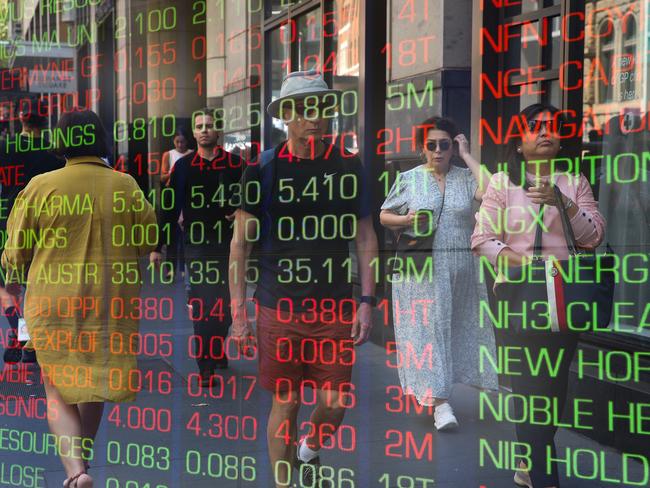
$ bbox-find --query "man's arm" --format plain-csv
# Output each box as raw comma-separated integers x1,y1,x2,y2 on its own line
353,216,378,345
228,208,258,351
150,158,187,265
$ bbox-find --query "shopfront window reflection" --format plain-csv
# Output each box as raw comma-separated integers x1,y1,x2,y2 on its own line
621,13,637,102
296,8,322,71
266,0,306,18
268,24,292,146
582,1,649,337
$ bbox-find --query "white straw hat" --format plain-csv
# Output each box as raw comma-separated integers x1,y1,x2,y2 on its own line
267,70,342,119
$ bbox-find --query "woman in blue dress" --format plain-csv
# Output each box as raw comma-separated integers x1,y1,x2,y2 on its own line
380,116,498,430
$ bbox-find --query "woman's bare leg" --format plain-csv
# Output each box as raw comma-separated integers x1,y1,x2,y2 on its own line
79,402,104,441
43,379,94,487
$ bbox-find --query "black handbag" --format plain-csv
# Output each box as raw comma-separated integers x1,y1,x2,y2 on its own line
493,186,615,334
392,190,445,274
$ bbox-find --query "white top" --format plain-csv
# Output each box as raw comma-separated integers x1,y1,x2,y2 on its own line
169,149,192,169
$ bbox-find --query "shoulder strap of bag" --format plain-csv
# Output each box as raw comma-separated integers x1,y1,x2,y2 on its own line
436,187,446,227
553,184,579,256
533,204,545,260
531,186,580,260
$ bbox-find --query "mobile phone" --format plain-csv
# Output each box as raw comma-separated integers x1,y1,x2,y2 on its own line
17,317,30,342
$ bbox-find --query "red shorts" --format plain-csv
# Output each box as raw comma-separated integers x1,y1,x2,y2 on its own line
256,306,355,392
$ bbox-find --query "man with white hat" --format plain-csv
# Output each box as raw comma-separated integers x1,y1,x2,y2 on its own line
229,70,378,486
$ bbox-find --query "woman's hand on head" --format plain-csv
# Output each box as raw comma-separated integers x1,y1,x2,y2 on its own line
454,134,470,158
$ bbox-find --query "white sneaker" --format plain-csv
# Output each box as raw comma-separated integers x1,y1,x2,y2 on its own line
514,462,533,488
434,402,458,431
513,470,533,487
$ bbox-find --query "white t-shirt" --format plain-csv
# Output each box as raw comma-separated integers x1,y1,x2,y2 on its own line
169,149,192,169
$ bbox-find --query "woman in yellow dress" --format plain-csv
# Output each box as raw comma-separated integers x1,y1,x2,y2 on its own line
2,110,157,488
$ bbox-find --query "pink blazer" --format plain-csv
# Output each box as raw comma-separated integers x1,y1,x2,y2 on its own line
471,172,605,265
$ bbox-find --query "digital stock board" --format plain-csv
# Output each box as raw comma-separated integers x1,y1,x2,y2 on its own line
0,1,649,487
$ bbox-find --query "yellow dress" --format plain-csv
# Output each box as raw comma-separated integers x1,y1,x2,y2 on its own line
1,156,157,404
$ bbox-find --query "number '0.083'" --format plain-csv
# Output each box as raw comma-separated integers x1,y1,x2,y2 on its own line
106,441,170,471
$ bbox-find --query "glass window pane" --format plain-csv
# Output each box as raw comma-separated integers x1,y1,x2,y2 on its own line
268,26,292,145
599,18,614,44
504,20,545,72
518,83,542,111
223,131,253,161
266,0,306,18
504,0,560,17
543,80,561,108
581,3,647,337
296,8,322,71
620,47,637,102
597,50,614,104
331,0,361,154
389,0,437,80
521,20,542,71
623,14,636,41
547,16,561,70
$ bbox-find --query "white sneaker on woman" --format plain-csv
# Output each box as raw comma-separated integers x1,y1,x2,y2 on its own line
513,465,533,487
434,403,458,431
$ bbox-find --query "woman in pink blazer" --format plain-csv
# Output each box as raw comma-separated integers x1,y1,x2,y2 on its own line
471,103,605,488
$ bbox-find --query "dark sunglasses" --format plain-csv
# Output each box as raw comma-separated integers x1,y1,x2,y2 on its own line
294,103,328,120
527,119,562,134
425,139,452,152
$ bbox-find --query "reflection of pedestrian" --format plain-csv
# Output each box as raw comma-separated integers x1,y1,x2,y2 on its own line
229,71,378,487
151,109,242,384
380,116,497,430
0,102,64,364
160,128,193,280
471,103,605,488
160,127,193,185
2,110,156,487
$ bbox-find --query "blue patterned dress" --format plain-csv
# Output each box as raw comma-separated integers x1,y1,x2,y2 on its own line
381,164,498,404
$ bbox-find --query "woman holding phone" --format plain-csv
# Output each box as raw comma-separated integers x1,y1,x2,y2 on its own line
471,103,605,488
380,116,498,430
